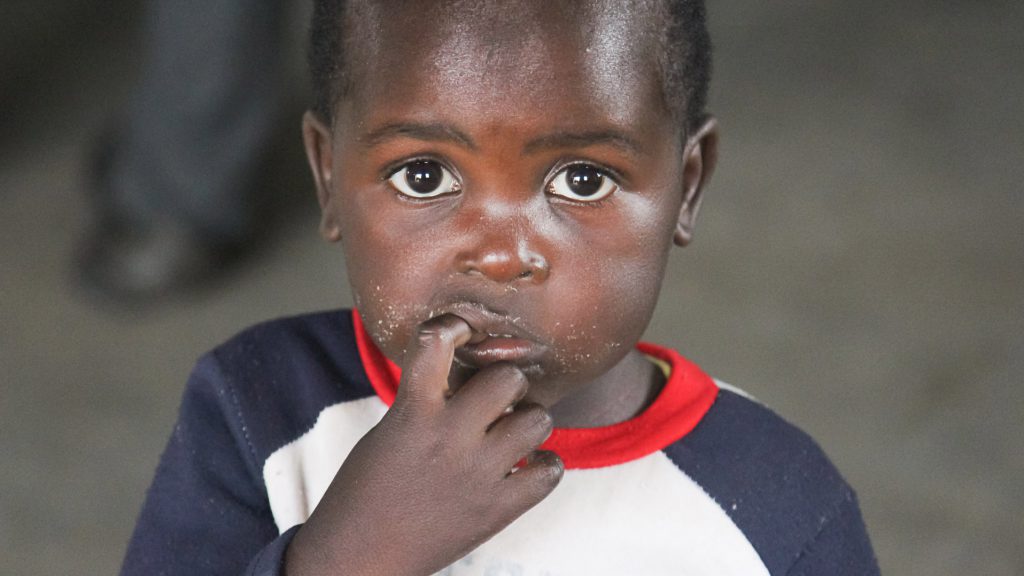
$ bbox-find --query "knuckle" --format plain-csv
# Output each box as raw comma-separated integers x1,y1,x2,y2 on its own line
535,455,565,488
414,327,448,349
499,455,564,513
494,368,528,398
482,363,525,388
496,363,527,382
507,369,530,393
522,405,553,434
385,400,425,429
394,380,428,408
420,426,459,464
514,462,563,507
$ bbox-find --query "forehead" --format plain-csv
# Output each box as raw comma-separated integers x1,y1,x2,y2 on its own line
339,0,669,135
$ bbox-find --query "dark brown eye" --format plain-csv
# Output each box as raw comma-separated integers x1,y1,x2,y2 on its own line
566,165,604,196
547,164,618,202
387,160,460,198
406,160,442,193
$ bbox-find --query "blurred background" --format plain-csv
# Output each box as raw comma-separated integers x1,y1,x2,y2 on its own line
1,0,1021,574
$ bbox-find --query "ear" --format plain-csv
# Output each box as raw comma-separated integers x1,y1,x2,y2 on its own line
302,111,342,242
674,116,719,247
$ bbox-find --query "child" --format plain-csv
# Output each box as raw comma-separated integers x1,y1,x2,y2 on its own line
122,0,879,574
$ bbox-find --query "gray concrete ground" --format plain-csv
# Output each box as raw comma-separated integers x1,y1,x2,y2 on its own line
2,1,1022,574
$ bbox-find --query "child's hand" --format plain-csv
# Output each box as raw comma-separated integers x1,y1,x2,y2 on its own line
285,314,564,576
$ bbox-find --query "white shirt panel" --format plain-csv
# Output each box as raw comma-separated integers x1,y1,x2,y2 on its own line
263,399,768,575
263,396,388,532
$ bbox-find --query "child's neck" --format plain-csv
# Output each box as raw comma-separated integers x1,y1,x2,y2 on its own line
547,350,665,429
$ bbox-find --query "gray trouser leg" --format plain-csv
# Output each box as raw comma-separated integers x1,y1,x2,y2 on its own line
105,0,287,244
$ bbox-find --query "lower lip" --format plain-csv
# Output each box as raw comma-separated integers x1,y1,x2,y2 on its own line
455,337,546,367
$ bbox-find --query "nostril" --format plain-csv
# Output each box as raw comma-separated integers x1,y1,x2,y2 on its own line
522,251,550,283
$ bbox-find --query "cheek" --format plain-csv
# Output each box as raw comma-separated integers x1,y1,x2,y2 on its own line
548,259,664,347
540,206,673,375
338,204,445,360
346,268,441,363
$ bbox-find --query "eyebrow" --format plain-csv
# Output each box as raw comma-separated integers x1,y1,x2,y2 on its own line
360,122,477,150
523,130,644,156
359,122,643,157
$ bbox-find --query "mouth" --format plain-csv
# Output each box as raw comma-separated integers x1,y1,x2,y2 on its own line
438,302,548,368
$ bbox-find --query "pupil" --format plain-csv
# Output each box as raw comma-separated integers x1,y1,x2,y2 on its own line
406,160,442,194
567,166,603,196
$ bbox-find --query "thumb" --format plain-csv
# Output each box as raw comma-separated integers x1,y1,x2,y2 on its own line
397,314,473,405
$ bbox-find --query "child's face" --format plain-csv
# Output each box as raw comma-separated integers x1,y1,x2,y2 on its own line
305,0,715,408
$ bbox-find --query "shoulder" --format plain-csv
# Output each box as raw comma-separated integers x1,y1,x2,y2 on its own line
668,385,843,484
187,309,377,465
207,309,359,373
664,385,867,575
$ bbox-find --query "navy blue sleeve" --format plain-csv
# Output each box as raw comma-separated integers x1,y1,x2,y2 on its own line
121,310,370,575
785,492,879,576
664,389,879,575
120,354,287,576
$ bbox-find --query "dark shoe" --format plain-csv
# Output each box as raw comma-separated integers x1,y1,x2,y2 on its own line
75,216,242,306
76,125,247,307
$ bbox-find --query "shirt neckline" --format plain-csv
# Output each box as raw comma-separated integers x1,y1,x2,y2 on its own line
352,310,718,469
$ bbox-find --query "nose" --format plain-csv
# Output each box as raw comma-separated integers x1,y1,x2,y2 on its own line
454,216,550,284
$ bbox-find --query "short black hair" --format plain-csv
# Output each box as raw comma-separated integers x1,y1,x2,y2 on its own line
308,0,712,133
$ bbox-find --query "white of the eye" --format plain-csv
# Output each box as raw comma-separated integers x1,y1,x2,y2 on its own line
548,168,617,202
387,164,458,198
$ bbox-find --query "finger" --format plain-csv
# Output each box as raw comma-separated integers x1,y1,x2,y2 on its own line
447,363,530,428
504,450,564,510
486,403,554,469
397,314,473,405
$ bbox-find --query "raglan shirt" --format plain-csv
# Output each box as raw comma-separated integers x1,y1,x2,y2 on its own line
121,310,879,575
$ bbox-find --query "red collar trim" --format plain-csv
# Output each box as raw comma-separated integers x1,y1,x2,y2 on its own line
352,310,718,469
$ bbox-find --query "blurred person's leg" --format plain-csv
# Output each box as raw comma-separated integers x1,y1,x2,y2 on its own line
79,0,286,302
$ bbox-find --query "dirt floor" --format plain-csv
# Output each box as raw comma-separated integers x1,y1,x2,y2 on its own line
1,1,1022,574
